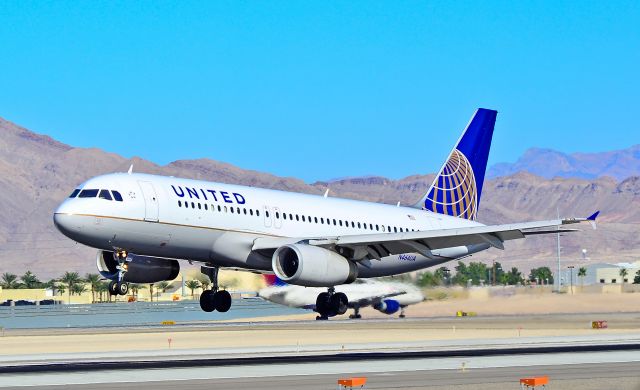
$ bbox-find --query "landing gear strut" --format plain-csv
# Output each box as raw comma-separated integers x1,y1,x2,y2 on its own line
199,266,232,313
109,250,130,296
315,287,349,320
349,306,362,320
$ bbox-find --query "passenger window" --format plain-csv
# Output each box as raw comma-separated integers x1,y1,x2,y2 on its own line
357,222,361,229
314,217,318,223
178,200,182,207
211,204,215,211
363,223,367,230
224,206,227,212
376,224,379,231
99,189,112,201
204,204,208,210
266,211,269,218
256,210,260,217
283,213,287,220
237,207,241,214
296,215,300,221
230,207,234,213
244,208,247,215
302,215,306,222
351,221,355,228
289,213,293,220
394,227,398,233
78,189,99,198
218,205,222,212
69,189,80,198
320,218,324,224
112,191,123,202
190,202,195,208
198,203,202,209
250,209,254,216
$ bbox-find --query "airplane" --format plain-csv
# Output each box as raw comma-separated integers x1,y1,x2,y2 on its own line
258,275,425,319
53,108,599,319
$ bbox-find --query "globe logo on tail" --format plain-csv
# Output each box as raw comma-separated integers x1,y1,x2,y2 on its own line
424,149,478,220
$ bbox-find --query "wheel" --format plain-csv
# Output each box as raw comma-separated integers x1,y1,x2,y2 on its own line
399,313,406,318
200,290,216,312
108,281,119,296
117,282,129,296
214,290,232,312
331,292,348,315
315,292,332,316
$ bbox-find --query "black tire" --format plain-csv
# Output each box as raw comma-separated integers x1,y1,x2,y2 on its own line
117,282,129,296
200,290,216,312
108,281,118,296
315,292,331,315
332,292,348,315
214,290,232,312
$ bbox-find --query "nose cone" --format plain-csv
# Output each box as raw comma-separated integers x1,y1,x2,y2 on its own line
53,212,79,239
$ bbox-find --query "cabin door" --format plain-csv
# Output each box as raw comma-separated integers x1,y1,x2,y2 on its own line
138,181,159,222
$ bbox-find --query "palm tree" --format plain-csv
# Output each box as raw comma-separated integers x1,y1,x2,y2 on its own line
185,280,200,299
578,267,587,287
59,272,81,303
620,268,629,284
1,273,20,289
71,283,87,296
20,271,41,289
95,281,109,302
85,273,101,303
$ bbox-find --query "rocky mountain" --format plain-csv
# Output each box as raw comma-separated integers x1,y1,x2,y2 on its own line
1,116,638,279
488,146,640,180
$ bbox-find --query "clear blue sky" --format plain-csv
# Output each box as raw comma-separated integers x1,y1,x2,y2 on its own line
1,1,638,182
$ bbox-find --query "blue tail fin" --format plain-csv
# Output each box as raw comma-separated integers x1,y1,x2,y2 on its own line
413,108,497,220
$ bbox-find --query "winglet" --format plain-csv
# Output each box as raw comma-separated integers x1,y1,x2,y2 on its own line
127,164,133,175
587,211,600,230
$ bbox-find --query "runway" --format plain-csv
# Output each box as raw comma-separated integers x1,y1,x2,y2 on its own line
1,352,639,389
2,312,639,388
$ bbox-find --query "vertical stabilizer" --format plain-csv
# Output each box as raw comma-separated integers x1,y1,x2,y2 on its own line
413,108,497,220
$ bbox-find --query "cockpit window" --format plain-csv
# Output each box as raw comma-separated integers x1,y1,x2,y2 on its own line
69,189,80,198
99,189,112,201
78,189,99,198
112,191,123,202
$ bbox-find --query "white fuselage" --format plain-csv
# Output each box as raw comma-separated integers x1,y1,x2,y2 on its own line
258,279,425,310
54,172,488,278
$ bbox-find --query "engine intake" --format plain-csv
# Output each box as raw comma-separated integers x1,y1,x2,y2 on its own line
272,244,357,287
97,251,180,283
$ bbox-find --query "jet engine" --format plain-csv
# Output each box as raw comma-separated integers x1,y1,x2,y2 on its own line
96,250,180,283
374,299,401,315
272,244,357,287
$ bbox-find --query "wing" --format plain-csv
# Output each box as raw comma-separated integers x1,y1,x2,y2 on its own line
253,212,599,261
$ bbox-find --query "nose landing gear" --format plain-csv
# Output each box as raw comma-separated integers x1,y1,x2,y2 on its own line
315,287,349,320
109,250,130,296
199,266,232,313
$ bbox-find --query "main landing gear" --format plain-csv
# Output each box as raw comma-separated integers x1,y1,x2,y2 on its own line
199,266,232,313
349,306,362,320
109,250,130,296
315,287,349,320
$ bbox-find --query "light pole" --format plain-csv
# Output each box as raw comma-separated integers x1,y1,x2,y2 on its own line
568,266,575,294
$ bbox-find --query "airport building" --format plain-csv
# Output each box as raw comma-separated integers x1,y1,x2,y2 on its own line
559,261,640,286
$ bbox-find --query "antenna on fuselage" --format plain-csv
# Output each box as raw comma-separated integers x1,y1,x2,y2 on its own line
127,164,133,175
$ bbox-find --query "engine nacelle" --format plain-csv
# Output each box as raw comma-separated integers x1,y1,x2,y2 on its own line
272,244,358,287
96,251,180,283
374,299,401,315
